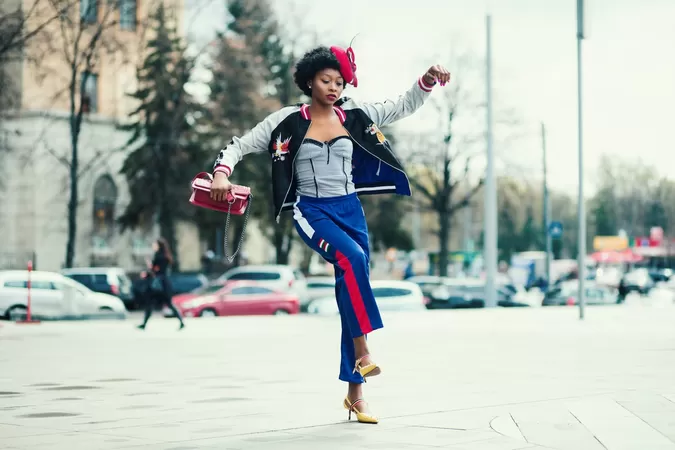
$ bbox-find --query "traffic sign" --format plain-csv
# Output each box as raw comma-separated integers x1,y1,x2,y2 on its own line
548,221,563,239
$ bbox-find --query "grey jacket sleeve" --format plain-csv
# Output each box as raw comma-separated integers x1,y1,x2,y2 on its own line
355,76,436,128
213,107,295,177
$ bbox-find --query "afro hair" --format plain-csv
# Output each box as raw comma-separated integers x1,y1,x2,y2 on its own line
293,46,343,97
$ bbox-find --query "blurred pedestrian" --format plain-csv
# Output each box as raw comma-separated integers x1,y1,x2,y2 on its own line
137,238,185,330
208,44,450,424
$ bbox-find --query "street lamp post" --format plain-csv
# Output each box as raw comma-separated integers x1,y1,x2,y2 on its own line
576,0,586,320
484,14,497,308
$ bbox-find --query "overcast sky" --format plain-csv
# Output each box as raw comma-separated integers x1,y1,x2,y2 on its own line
184,0,675,195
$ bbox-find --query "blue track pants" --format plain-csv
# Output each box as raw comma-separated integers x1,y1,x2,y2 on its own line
293,193,383,383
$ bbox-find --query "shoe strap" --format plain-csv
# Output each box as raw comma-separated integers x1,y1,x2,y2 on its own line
350,398,365,411
353,354,370,372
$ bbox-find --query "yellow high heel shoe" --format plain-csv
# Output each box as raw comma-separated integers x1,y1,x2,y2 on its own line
353,354,381,382
344,397,378,424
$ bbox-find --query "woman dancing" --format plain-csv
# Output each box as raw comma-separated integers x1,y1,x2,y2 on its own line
209,45,450,423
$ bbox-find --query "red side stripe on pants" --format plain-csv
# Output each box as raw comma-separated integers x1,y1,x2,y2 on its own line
335,250,373,334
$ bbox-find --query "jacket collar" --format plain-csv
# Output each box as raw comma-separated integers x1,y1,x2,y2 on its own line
299,104,346,124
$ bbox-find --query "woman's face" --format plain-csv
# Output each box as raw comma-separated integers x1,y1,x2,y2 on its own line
311,68,344,106
152,241,159,252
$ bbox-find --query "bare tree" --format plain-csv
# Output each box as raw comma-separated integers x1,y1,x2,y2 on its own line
29,0,127,268
402,53,521,276
1,1,78,130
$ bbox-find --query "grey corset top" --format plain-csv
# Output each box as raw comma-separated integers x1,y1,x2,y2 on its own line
294,136,356,198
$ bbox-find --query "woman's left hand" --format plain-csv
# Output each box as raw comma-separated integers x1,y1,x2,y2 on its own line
424,65,451,86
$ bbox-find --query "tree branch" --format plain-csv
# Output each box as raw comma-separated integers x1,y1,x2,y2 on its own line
450,178,485,213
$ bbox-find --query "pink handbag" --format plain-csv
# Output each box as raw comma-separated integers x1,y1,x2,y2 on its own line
189,172,252,263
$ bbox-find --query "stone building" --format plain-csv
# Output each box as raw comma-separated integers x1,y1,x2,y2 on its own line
0,0,209,272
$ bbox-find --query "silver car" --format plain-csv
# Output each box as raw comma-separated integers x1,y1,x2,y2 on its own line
0,270,127,321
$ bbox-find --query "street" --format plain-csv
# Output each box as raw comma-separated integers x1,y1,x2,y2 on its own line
2,303,675,449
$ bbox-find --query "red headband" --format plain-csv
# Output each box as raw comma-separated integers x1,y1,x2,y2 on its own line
330,45,358,88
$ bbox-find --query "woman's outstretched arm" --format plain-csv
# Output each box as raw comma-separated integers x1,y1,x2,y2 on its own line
356,65,451,128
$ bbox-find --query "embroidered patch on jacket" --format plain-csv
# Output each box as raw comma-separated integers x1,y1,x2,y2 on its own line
272,134,291,161
318,239,330,252
366,123,387,145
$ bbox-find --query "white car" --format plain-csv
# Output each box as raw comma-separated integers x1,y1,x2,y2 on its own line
303,276,336,311
307,280,427,315
218,265,308,303
0,270,127,321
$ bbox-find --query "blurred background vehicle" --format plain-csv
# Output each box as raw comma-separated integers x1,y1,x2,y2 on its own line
61,267,134,310
0,270,127,321
165,280,299,317
541,280,618,306
303,276,336,312
217,265,308,306
307,280,426,315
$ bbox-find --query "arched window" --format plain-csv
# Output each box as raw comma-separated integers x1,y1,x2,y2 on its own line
92,174,117,238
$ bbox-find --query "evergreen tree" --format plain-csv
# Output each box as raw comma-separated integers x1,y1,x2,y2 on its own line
206,0,304,265
118,4,202,268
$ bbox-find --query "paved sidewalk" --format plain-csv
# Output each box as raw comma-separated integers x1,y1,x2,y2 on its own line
1,302,675,449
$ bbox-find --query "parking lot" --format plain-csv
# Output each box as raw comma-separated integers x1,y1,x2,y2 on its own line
2,303,675,449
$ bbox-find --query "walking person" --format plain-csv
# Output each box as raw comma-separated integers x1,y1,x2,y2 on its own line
209,45,450,423
137,238,185,330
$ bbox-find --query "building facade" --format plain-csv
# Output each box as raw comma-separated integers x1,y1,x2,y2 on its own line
0,0,210,272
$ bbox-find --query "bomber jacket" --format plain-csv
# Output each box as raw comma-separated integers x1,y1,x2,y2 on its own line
213,75,437,222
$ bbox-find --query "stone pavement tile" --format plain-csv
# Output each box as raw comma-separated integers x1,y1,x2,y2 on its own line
567,396,675,450
614,392,675,443
386,407,510,431
320,425,500,448
0,431,160,450
0,424,67,440
115,431,313,450
443,435,541,449
281,420,408,443
176,430,437,450
506,401,607,450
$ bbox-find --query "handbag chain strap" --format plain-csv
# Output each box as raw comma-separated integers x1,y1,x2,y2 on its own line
222,194,252,264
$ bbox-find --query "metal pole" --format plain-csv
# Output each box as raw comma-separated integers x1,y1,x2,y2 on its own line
542,123,552,289
576,0,586,319
484,14,497,307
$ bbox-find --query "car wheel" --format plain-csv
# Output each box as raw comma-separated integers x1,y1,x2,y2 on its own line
99,306,113,312
200,308,217,317
273,309,289,316
6,305,27,321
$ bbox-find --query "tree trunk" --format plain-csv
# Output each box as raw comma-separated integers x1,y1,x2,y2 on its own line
438,206,450,276
65,121,79,268
274,217,294,264
65,69,83,269
157,148,179,271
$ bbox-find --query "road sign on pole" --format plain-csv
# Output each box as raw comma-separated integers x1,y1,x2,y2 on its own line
548,221,563,239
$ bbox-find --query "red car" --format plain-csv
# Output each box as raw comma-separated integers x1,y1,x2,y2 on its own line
167,281,299,318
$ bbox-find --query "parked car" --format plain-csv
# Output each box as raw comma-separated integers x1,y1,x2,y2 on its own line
0,270,127,321
166,280,299,317
307,280,426,315
169,272,209,295
61,267,134,309
218,265,308,304
542,281,619,306
406,275,445,306
428,278,531,308
623,268,655,295
303,276,336,312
